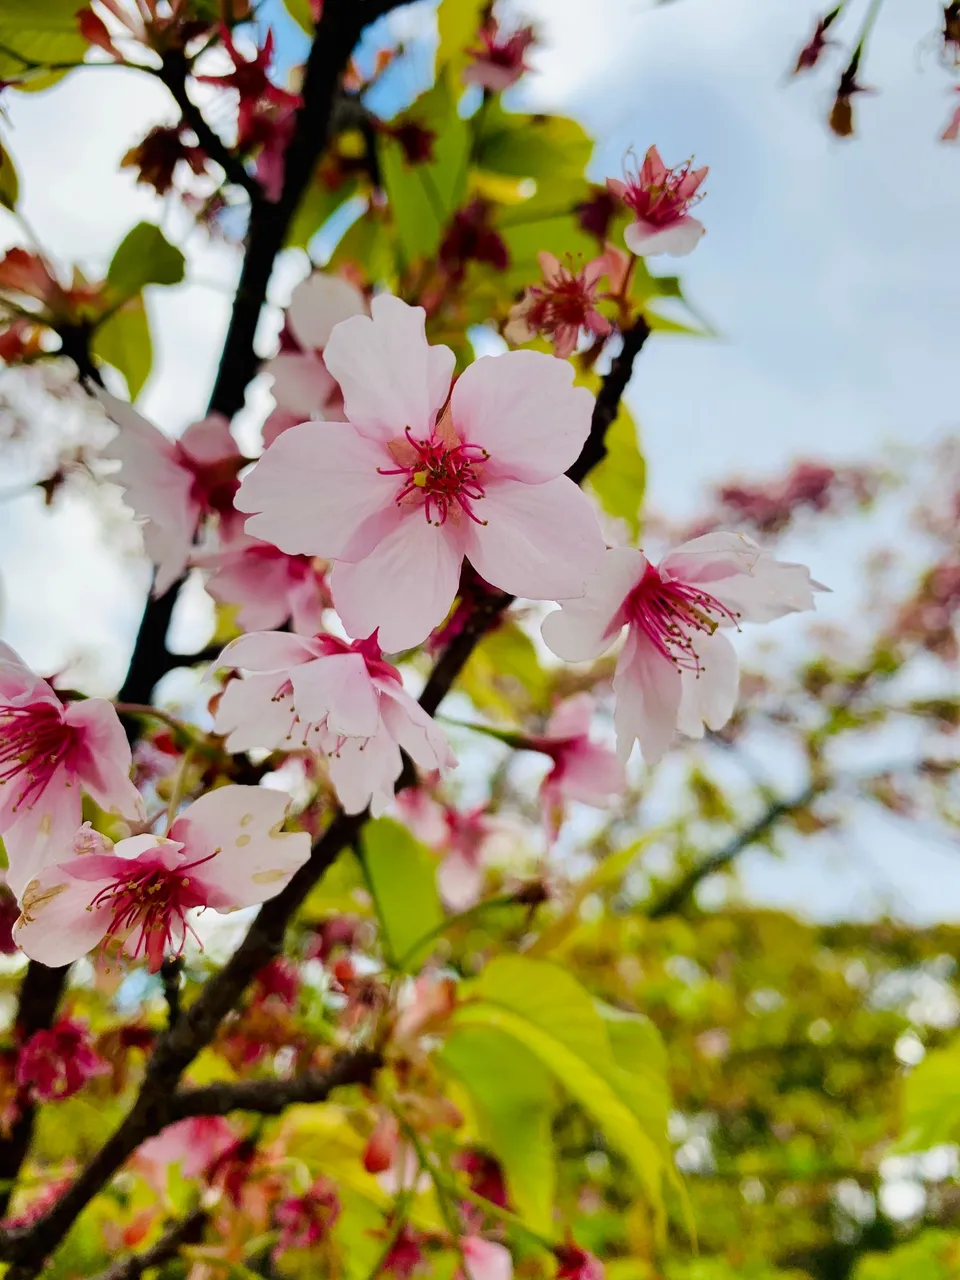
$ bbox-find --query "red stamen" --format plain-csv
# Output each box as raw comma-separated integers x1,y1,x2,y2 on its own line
378,424,489,527
0,705,75,812
626,563,740,675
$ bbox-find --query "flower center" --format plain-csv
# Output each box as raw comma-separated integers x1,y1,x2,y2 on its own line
0,705,75,812
626,161,705,227
625,563,739,674
89,854,214,972
379,424,488,527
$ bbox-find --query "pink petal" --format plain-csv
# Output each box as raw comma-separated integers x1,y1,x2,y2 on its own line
663,534,824,621
322,295,455,444
552,740,626,804
451,351,593,482
169,785,310,910
623,216,704,258
216,631,322,674
290,653,380,738
330,515,466,653
613,629,682,765
327,728,403,816
63,699,144,822
235,422,389,559
213,671,296,753
178,415,240,467
541,547,646,662
287,273,367,351
464,476,606,601
462,1237,513,1280
676,630,740,740
545,692,595,740
264,351,337,418
438,848,484,911
378,685,457,773
2,768,84,900
13,865,113,966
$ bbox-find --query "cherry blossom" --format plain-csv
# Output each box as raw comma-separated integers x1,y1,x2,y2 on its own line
196,28,301,150
194,529,330,634
98,390,245,594
136,1115,239,1185
505,251,611,358
0,642,144,897
460,1237,513,1280
262,272,368,444
542,534,824,764
607,146,708,258
212,630,456,814
396,790,510,909
273,1177,340,1257
463,17,536,92
236,296,606,652
13,786,310,971
16,1017,107,1102
530,694,626,837
121,123,209,196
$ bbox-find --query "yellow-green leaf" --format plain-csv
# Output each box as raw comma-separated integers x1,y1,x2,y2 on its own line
361,817,444,970
897,1032,960,1152
588,403,646,538
107,222,185,300
436,0,486,77
0,0,90,92
0,141,19,210
92,294,152,400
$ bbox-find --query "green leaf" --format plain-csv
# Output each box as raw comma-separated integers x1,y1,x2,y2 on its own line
436,0,486,77
0,0,90,91
361,817,444,970
441,1024,557,1233
588,403,646,538
280,0,315,35
454,956,668,1226
476,104,593,199
854,1231,960,1280
0,141,19,210
107,222,185,301
498,210,597,291
92,295,152,400
286,176,357,250
898,1033,960,1151
379,75,470,264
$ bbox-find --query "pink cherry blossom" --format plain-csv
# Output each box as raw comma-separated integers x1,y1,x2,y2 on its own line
529,693,626,838
542,533,824,765
236,296,606,652
0,642,145,897
98,389,245,594
136,1115,239,1186
195,27,301,150
262,272,368,445
212,630,456,815
505,251,611,358
396,790,506,909
13,786,310,971
463,17,536,92
16,1017,108,1102
273,1177,340,1257
194,528,330,634
460,1237,513,1280
607,146,708,258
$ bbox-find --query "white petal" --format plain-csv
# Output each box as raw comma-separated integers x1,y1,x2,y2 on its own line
540,546,645,662
676,630,740,739
290,652,380,738
613,629,682,765
287,273,367,351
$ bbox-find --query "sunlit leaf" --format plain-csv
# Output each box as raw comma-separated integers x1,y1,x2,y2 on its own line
436,0,486,77
588,403,646,538
361,817,444,970
107,222,185,301
0,141,19,210
458,621,551,720
0,0,90,91
92,294,152,400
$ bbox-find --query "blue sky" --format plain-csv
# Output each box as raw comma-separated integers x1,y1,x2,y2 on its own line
0,0,956,920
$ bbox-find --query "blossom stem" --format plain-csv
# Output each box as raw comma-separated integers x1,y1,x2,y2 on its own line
164,745,196,834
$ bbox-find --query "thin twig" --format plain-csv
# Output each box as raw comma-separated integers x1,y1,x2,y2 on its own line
88,1207,207,1280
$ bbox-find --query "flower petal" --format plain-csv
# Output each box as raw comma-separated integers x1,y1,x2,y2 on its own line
464,477,606,601
290,653,380,738
613,629,682,765
327,729,403,816
450,350,594,481
624,216,704,257
2,770,84,900
287,273,367,351
676,630,740,739
14,866,113,966
170,785,310,910
379,685,457,772
322,295,454,443
235,422,389,559
330,516,466,653
216,631,322,674
264,351,336,418
213,672,294,753
541,546,646,662
64,699,145,822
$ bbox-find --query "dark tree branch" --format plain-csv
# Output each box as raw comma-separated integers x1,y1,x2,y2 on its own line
0,964,69,1219
89,1207,207,1280
159,50,263,204
169,1050,382,1120
645,783,819,919
0,185,653,1280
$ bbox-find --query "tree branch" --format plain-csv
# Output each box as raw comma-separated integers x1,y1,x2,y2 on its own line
159,50,263,204
169,1050,382,1120
0,228,654,1280
645,783,818,919
89,1207,207,1280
